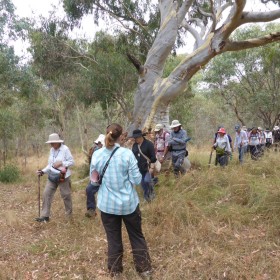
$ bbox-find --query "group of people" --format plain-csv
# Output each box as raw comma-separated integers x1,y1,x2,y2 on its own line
212,125,280,166
35,119,190,278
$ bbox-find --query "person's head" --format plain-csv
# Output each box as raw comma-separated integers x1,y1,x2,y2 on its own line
105,124,123,148
170,120,181,132
131,129,144,144
94,134,105,148
217,127,226,137
45,133,64,150
154,123,163,134
235,125,241,132
251,127,258,133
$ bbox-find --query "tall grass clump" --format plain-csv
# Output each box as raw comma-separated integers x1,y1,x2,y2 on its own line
0,164,20,183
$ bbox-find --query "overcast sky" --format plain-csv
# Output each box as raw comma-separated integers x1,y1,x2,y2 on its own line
11,0,279,60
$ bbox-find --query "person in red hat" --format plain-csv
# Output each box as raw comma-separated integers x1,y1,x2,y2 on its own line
212,128,231,166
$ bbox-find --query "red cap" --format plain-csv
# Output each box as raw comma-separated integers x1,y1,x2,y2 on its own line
217,128,226,134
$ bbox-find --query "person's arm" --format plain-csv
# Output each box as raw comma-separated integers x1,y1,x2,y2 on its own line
62,147,75,168
128,152,142,185
169,130,187,144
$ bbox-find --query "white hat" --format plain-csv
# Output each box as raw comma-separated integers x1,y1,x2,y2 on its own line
94,134,105,146
45,133,64,143
274,126,279,131
170,120,181,128
154,124,163,132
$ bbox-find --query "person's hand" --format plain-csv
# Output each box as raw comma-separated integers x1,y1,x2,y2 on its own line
37,170,44,176
53,161,62,168
149,168,154,176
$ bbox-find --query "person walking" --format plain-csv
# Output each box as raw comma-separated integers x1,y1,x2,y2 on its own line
234,125,248,164
85,134,105,218
248,127,261,160
36,133,75,222
213,128,231,167
131,129,157,202
164,120,188,177
90,123,152,278
264,128,273,149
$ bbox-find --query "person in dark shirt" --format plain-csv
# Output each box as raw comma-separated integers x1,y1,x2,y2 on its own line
131,129,157,202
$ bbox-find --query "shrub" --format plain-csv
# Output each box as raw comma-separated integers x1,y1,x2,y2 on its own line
0,164,20,183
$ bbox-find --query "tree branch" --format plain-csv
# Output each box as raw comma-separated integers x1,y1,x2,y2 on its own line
240,9,280,25
126,53,145,75
177,0,194,23
225,32,280,52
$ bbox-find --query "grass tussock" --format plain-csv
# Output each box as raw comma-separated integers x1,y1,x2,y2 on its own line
1,149,280,279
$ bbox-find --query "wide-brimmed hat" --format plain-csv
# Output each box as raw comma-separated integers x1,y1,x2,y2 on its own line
94,134,105,146
45,133,64,144
274,126,279,131
217,128,226,134
258,127,263,131
170,120,181,128
154,124,163,132
131,129,143,138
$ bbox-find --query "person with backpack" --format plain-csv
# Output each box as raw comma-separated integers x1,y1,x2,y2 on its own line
85,134,105,218
164,120,188,177
248,127,261,160
154,123,170,171
213,128,231,167
90,124,152,278
36,133,75,222
234,125,248,164
131,129,157,202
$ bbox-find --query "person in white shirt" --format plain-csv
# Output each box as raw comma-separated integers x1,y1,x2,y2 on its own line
264,128,273,149
248,127,261,160
36,133,75,222
213,128,231,167
234,125,248,164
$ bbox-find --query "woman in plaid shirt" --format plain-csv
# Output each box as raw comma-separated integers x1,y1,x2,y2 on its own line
90,123,152,278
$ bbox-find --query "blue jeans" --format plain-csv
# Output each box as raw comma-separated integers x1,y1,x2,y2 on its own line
238,145,247,163
141,172,153,202
86,182,99,210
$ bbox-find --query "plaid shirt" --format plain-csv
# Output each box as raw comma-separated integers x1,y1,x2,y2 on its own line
90,144,141,215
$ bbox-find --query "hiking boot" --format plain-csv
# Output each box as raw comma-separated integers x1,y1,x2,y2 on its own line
35,217,49,223
85,209,96,218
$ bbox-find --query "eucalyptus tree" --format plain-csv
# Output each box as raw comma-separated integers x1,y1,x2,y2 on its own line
203,24,280,129
63,0,280,131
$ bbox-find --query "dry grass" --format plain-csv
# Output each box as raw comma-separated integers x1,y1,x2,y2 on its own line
1,148,280,279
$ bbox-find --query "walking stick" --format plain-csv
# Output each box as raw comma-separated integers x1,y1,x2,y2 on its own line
208,150,213,168
38,175,41,218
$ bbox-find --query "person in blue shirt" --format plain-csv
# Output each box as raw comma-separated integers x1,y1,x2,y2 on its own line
90,123,152,278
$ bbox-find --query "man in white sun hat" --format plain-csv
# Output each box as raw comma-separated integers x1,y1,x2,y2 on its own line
162,120,189,177
36,133,75,222
85,134,105,218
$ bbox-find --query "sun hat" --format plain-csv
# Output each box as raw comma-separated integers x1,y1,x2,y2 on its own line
170,120,181,128
217,128,226,134
45,133,64,144
273,126,279,130
154,124,163,132
131,129,143,138
94,134,105,146
241,126,247,131
258,127,263,131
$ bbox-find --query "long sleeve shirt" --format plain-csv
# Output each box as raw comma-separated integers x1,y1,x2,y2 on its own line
214,135,231,152
132,138,157,174
168,129,188,155
248,132,261,145
42,144,74,178
91,144,141,215
234,130,248,149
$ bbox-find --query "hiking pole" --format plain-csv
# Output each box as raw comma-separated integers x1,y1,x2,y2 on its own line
38,175,41,218
208,150,213,168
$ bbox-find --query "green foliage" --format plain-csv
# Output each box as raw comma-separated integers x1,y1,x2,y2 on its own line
0,164,20,183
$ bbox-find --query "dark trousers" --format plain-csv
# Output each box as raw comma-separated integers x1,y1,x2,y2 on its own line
85,182,99,210
100,205,152,275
